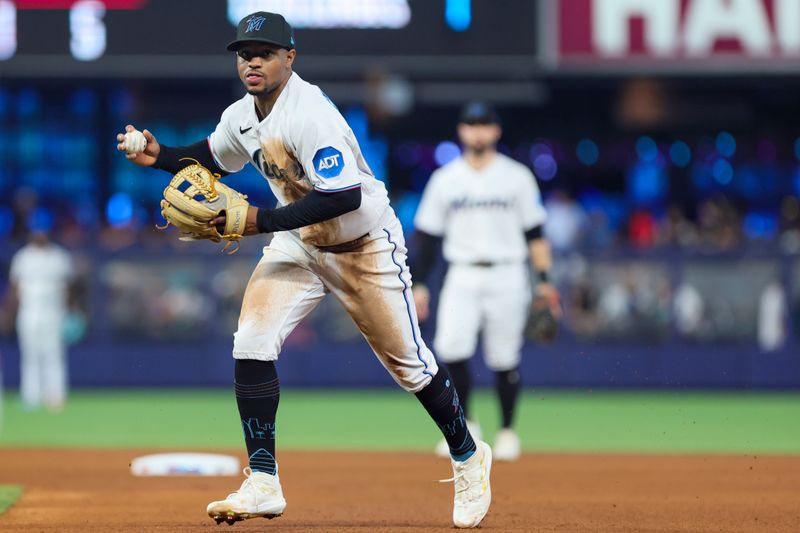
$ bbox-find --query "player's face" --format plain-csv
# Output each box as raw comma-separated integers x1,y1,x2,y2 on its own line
457,123,502,154
236,43,295,96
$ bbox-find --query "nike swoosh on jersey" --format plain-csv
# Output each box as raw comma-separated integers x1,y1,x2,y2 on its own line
239,126,253,134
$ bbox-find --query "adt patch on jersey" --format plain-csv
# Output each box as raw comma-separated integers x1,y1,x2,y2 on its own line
313,147,344,179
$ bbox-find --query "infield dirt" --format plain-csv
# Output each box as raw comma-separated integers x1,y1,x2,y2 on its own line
1,449,798,532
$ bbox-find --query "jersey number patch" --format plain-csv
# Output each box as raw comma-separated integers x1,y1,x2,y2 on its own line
313,147,344,179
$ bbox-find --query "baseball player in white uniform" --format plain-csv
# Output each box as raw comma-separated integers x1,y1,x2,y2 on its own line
115,12,491,529
9,217,74,412
412,102,560,461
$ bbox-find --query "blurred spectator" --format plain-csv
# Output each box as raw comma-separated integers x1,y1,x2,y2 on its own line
11,187,38,242
585,208,616,249
99,223,141,251
674,283,704,337
7,211,75,411
661,205,699,248
628,208,656,248
544,190,587,251
597,277,632,334
364,65,413,127
569,277,600,336
698,198,742,251
758,280,787,352
616,78,669,130
779,196,800,254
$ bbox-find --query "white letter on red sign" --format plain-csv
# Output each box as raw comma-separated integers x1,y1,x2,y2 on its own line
684,0,772,56
592,0,679,56
775,0,800,55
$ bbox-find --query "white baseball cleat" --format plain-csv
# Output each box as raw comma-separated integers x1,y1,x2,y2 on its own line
441,440,492,528
207,467,286,525
493,428,521,461
435,420,483,458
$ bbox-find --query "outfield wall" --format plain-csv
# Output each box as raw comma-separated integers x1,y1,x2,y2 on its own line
1,246,798,389
1,337,798,389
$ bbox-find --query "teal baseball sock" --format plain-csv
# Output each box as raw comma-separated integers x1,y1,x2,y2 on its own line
416,368,477,461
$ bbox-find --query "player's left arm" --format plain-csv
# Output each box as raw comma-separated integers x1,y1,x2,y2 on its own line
409,169,448,321
251,110,363,235
520,169,561,317
253,187,361,234
526,228,559,312
211,186,361,236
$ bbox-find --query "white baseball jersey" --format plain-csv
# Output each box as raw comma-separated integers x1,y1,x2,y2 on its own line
206,71,436,393
208,72,390,246
10,243,73,317
414,153,547,264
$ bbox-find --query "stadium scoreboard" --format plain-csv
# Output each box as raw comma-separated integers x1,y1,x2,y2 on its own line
0,0,538,77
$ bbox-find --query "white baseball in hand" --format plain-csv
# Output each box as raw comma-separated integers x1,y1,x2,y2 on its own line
124,130,148,154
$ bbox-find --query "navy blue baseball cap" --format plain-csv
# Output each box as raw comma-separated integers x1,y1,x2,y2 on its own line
459,101,500,125
227,12,296,51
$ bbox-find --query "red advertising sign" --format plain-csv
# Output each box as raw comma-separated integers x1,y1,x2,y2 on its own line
543,0,800,70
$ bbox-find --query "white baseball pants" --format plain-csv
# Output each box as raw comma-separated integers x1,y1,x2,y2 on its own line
434,262,531,371
232,215,438,393
17,311,68,408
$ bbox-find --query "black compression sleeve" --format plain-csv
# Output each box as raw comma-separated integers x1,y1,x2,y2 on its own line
256,187,361,234
525,225,544,242
152,140,228,175
408,230,442,285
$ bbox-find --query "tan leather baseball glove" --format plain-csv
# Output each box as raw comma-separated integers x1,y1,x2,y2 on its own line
158,159,250,254
525,292,560,344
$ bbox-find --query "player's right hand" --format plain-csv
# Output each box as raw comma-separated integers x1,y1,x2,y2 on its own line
536,282,562,319
412,284,431,322
116,124,160,167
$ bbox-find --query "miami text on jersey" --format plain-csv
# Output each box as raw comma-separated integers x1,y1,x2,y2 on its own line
449,196,514,212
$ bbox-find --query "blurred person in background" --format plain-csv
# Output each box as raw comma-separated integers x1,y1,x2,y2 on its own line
10,187,39,243
698,197,742,251
628,208,657,249
674,282,704,338
568,274,600,337
543,189,586,252
758,279,787,352
778,196,800,253
585,207,616,249
7,209,75,411
597,274,633,336
411,101,559,462
661,204,699,248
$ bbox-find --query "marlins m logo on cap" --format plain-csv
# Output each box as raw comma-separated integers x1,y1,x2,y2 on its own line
227,11,296,51
245,16,266,33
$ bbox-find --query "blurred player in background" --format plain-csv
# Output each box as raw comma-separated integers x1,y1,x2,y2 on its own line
412,102,560,461
115,12,491,528
8,210,75,412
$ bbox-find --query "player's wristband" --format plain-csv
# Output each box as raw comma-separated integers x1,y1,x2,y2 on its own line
536,270,549,283
153,141,227,175
255,207,273,234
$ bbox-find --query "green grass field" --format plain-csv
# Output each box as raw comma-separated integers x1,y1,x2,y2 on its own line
1,389,799,454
